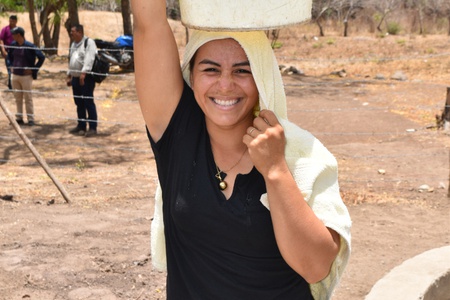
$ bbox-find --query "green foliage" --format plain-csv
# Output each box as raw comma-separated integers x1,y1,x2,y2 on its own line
387,22,401,35
324,7,334,18
0,0,26,13
75,158,86,171
373,12,382,23
313,42,323,49
271,41,283,49
326,38,335,45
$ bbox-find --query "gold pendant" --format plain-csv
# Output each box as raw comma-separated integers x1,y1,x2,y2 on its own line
215,167,228,190
213,148,247,192
219,180,228,190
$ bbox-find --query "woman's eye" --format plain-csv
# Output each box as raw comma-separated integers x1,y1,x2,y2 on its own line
203,67,218,72
236,69,252,74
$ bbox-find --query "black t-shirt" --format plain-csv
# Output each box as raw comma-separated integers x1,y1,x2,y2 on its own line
149,82,313,300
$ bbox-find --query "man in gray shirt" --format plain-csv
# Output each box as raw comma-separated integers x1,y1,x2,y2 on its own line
67,24,98,137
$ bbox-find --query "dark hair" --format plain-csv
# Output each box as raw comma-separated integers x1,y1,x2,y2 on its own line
9,15,17,21
11,26,24,37
72,24,84,34
189,52,197,73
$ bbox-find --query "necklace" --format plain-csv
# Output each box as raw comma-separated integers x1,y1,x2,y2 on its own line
214,148,247,191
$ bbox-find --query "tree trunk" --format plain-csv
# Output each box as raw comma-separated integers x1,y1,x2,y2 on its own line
27,0,40,46
444,87,450,130
418,7,424,35
52,21,61,54
40,5,53,54
316,19,324,36
39,1,64,56
448,16,450,35
270,29,280,48
376,13,386,32
313,7,329,37
65,0,79,43
121,0,133,36
343,20,348,37
343,7,352,37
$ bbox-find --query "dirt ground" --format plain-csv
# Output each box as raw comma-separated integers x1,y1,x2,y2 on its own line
1,12,450,300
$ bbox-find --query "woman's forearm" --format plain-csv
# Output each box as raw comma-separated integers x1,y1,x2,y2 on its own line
265,162,340,284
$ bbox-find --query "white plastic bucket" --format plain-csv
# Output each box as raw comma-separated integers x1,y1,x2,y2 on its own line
179,0,312,31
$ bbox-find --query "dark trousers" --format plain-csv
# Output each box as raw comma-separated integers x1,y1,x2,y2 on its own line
5,57,12,89
71,75,97,131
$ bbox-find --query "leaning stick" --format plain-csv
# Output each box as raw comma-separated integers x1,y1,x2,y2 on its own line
0,96,71,203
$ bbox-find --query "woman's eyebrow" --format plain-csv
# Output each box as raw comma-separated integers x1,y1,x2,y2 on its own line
198,59,250,68
198,59,220,66
233,61,250,67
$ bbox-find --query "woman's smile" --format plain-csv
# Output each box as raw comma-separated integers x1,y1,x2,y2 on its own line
211,97,241,107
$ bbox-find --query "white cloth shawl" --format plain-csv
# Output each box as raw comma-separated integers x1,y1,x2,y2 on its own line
151,30,352,300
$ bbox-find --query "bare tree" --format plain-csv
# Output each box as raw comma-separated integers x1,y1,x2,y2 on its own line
370,0,401,32
121,0,133,35
408,0,426,34
312,0,339,36
338,0,364,37
445,2,450,35
39,0,65,55
27,0,39,46
26,0,65,55
423,0,441,25
430,0,450,35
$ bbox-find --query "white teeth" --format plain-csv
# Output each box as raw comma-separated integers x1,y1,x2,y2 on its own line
213,98,239,106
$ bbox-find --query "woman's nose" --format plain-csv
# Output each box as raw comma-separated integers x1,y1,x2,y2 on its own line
217,73,235,91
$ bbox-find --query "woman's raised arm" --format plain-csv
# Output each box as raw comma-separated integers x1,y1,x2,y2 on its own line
131,0,184,142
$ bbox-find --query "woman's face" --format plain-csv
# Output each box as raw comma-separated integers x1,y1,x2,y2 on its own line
190,38,259,129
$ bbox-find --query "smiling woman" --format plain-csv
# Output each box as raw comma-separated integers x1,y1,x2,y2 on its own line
131,0,351,299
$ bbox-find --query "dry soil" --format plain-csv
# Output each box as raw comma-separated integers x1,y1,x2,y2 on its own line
0,12,449,300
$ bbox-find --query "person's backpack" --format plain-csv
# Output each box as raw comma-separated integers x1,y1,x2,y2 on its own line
84,38,109,84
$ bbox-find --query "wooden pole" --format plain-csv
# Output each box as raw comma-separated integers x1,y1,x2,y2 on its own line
443,88,450,197
443,87,450,131
0,97,72,204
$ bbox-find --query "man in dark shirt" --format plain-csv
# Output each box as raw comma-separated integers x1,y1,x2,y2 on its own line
7,26,45,126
